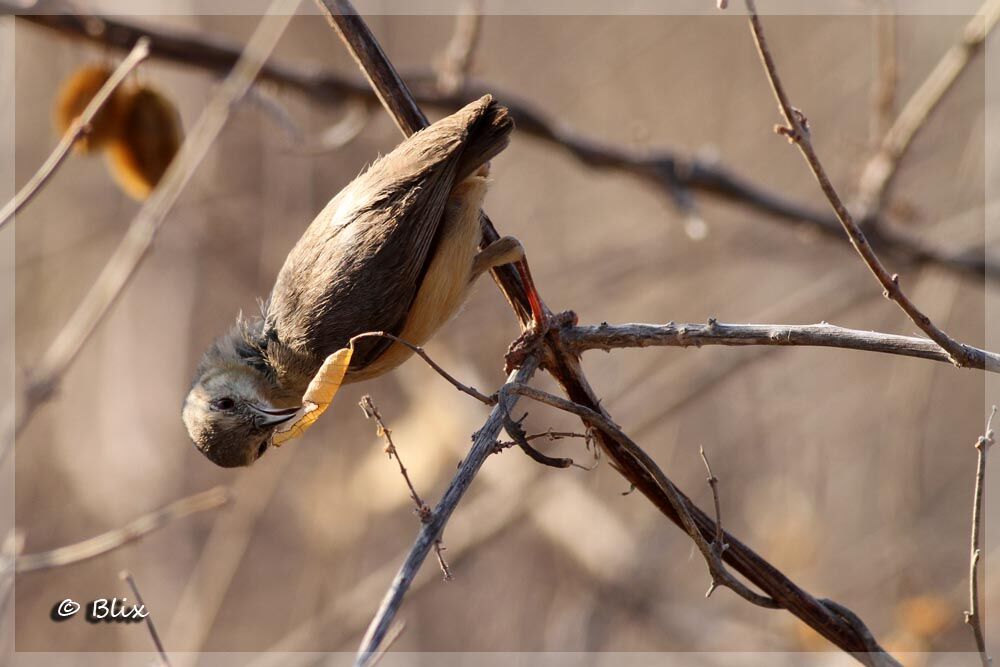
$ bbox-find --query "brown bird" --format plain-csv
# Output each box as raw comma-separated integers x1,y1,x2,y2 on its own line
183,95,539,467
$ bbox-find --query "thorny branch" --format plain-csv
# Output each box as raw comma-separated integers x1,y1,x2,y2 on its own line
316,2,904,664
745,0,983,371
10,0,998,281
965,406,995,667
499,383,781,611
360,395,452,581
0,37,151,231
435,1,483,94
562,321,1000,373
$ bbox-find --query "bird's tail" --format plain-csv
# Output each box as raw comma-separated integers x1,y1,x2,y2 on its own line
452,94,514,181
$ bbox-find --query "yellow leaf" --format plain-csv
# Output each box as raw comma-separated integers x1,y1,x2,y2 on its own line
272,346,353,445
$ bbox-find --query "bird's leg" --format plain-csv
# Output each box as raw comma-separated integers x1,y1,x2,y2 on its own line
474,235,578,373
473,235,548,330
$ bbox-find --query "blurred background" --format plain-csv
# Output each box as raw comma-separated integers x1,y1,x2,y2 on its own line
7,4,997,663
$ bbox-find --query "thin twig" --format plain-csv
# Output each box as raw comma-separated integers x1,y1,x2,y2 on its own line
354,358,540,667
120,570,171,667
869,12,897,147
699,446,724,550
349,332,495,405
745,0,982,370
965,405,995,667
0,37,151,232
562,321,1000,373
856,0,1000,218
359,395,451,580
435,2,483,94
15,487,231,573
12,3,997,281
5,0,300,458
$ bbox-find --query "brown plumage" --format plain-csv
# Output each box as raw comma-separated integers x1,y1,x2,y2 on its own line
183,95,518,468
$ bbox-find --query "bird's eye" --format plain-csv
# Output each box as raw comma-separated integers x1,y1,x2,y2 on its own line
212,397,236,411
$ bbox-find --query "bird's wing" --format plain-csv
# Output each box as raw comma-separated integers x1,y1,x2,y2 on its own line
267,95,512,373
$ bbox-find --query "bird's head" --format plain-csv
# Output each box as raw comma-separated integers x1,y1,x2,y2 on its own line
182,329,299,468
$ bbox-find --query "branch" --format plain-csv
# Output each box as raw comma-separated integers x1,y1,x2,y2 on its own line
121,570,171,667
500,383,780,610
435,1,483,94
562,321,1000,373
0,37,151,231
314,3,899,663
856,0,1000,218
965,406,995,667
354,357,540,665
14,486,231,573
5,0,299,458
359,395,452,580
745,1,983,370
349,332,495,405
10,2,997,282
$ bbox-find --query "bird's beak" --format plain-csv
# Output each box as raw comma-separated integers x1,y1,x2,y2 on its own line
249,404,301,428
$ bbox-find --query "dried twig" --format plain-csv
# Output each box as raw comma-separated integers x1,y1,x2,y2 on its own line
15,486,230,573
350,332,495,405
499,383,780,609
120,570,171,667
355,358,540,666
360,395,451,580
0,37,151,231
699,446,724,554
562,321,1000,373
435,1,483,94
856,0,1000,218
745,0,982,370
5,0,299,458
11,2,997,281
869,12,897,147
965,406,995,667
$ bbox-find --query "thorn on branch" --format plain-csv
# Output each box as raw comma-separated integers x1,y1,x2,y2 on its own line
360,395,452,578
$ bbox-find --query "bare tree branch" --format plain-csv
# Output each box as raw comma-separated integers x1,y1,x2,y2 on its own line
435,1,483,94
314,2,903,663
856,0,1000,218
965,406,995,667
355,358,540,666
500,383,781,610
0,37,151,231
745,0,983,370
4,0,300,458
10,1,998,281
14,487,230,573
868,12,897,147
562,321,1000,373
360,395,452,581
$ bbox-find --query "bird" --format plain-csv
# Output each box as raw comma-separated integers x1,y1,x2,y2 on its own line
183,95,541,468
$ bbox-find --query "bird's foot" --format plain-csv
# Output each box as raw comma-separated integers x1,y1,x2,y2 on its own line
504,309,578,374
